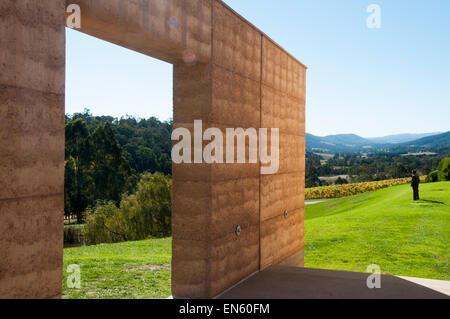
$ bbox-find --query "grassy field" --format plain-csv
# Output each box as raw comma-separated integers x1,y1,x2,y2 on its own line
63,238,171,299
305,181,450,280
63,181,449,298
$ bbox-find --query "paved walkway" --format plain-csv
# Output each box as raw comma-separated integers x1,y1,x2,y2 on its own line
305,200,325,205
398,276,450,296
217,266,449,299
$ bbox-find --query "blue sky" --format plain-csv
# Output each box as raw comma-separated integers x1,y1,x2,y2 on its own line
65,29,173,122
66,0,450,137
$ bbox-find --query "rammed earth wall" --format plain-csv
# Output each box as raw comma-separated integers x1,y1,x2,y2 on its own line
0,0,306,298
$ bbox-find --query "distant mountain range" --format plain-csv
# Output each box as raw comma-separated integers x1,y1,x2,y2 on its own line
400,131,450,149
306,131,449,153
367,132,442,144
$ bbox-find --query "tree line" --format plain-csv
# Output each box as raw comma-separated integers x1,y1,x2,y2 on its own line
306,151,449,188
64,110,172,224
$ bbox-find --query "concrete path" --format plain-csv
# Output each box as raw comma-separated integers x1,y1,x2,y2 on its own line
218,266,449,299
169,270,450,299
397,276,450,296
305,200,325,205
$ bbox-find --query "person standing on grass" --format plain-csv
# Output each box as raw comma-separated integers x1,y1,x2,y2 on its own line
411,170,420,201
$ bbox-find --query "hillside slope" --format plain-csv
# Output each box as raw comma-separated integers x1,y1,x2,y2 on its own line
368,132,442,144
306,133,376,152
306,131,449,152
400,131,450,148
305,182,450,280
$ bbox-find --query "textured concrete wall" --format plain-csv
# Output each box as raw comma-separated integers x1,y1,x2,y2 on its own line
68,0,212,64
0,0,66,298
260,37,306,269
0,0,305,299
173,1,306,298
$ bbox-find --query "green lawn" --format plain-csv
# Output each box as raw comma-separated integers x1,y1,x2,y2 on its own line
305,181,450,280
63,181,449,299
63,238,171,299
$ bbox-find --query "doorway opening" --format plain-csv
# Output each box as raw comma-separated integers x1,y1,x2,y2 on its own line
63,28,173,299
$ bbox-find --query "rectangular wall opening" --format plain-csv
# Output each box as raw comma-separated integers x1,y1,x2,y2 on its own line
63,28,174,299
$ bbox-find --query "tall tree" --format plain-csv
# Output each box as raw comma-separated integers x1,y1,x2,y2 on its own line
91,122,131,204
65,118,93,223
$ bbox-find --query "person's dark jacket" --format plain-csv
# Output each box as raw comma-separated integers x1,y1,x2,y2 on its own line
411,175,420,188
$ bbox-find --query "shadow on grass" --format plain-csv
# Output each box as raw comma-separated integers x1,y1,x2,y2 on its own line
418,199,446,205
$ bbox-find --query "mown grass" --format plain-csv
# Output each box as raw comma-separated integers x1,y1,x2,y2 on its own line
62,238,171,299
305,181,450,280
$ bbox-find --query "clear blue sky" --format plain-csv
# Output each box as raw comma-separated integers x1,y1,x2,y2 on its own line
66,0,450,138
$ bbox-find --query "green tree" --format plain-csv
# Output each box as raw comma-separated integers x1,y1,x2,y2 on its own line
64,158,76,222
335,177,348,185
83,173,172,244
438,157,450,181
305,154,321,188
65,118,93,223
83,201,127,245
425,170,439,183
135,173,172,237
91,123,131,204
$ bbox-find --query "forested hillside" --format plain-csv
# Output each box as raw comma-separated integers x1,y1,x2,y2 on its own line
64,110,172,222
305,151,447,187
306,131,449,153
